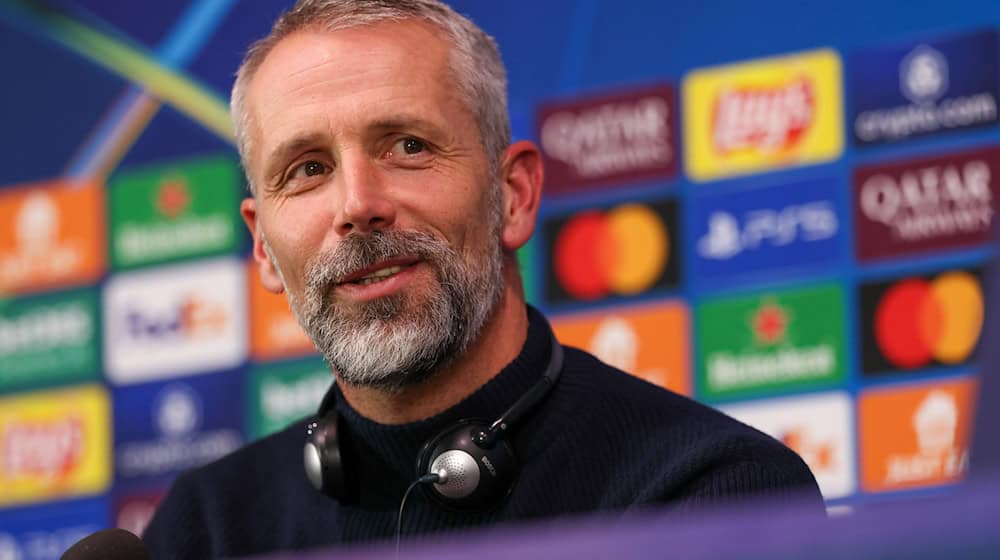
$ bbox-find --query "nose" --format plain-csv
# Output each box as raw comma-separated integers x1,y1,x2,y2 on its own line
333,156,396,236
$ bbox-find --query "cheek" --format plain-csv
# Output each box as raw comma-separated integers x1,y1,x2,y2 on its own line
267,202,333,278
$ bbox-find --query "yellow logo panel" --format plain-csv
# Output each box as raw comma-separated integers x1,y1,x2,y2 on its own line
683,48,844,182
0,385,111,507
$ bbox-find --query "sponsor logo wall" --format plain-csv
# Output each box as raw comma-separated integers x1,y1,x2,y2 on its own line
531,25,994,510
0,5,996,535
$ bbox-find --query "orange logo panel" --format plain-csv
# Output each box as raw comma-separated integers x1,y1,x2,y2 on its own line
0,179,106,295
551,301,691,395
248,260,317,361
859,377,977,493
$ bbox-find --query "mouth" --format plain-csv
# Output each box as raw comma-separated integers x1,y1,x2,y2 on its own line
337,258,419,288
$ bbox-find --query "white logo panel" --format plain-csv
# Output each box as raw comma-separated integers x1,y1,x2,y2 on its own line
721,391,855,499
104,257,247,384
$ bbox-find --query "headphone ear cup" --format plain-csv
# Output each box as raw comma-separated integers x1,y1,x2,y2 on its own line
416,420,518,512
304,410,349,501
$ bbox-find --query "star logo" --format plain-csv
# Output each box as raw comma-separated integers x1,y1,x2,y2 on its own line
751,299,788,345
155,177,191,219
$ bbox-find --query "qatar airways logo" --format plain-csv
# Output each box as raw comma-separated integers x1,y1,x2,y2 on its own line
712,77,815,154
1,417,84,482
861,160,992,239
853,147,1000,262
104,258,246,384
537,85,677,193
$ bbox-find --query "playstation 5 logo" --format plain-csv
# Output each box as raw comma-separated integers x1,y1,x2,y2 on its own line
698,202,838,260
900,45,948,105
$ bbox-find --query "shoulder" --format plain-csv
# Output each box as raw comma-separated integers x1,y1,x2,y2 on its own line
142,419,315,557
550,346,822,507
554,345,741,433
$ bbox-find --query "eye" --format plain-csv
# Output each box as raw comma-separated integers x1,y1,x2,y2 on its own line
284,160,331,183
386,137,428,158
401,137,425,155
292,160,328,177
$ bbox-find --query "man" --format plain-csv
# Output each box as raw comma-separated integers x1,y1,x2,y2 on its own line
143,0,822,557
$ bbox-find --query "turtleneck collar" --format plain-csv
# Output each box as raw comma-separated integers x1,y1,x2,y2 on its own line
319,305,554,505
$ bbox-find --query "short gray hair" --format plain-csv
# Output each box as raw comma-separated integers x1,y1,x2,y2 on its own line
231,0,511,195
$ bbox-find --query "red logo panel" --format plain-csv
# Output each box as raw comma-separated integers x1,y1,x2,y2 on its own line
537,84,678,194
854,146,1000,262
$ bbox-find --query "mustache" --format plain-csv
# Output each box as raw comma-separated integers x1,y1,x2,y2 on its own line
304,230,451,290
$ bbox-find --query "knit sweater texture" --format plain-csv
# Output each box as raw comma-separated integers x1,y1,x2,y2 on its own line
143,307,823,558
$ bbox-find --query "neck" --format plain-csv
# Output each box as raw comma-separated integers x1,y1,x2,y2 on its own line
337,260,528,424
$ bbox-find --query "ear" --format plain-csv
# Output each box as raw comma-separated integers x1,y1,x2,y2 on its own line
498,140,544,252
240,197,285,294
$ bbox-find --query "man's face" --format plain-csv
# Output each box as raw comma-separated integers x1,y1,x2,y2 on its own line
243,21,505,389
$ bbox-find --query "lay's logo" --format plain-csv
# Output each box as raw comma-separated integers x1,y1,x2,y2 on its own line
2,416,85,482
0,385,111,508
712,77,814,155
104,258,247,385
684,49,844,182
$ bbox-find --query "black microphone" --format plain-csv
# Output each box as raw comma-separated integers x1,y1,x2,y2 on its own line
61,528,150,560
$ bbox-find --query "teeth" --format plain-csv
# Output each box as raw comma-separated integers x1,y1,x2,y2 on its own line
354,265,403,285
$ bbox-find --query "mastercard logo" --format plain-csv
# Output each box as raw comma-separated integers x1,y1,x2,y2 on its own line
873,271,983,369
548,201,677,301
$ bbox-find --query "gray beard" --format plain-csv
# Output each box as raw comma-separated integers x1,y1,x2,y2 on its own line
264,224,504,391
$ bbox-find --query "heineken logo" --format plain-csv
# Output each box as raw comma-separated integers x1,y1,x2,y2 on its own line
155,178,191,219
697,284,846,401
109,155,241,269
751,299,788,345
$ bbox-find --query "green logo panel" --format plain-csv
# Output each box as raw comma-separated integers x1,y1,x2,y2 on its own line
696,283,846,401
248,357,332,439
109,154,243,269
517,238,538,306
0,288,100,391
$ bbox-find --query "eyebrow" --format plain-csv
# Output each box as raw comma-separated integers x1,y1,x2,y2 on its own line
367,115,449,138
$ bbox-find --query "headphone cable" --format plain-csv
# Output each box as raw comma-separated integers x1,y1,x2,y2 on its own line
395,473,441,559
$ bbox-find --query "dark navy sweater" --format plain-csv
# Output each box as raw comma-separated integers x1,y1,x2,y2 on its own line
143,308,823,558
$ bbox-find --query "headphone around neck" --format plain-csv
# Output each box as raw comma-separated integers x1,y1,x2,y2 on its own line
303,325,564,512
